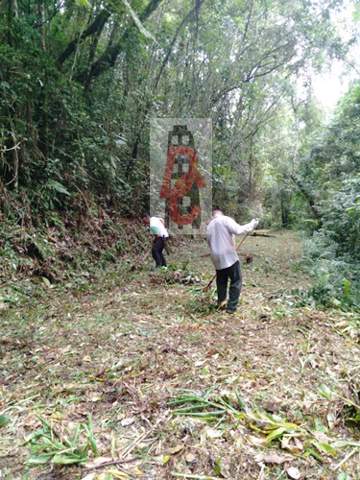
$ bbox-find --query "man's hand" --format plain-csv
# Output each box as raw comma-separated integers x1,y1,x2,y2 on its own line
251,218,259,228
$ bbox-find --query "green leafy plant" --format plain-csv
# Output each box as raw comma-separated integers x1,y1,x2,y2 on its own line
169,390,244,422
0,415,10,428
26,416,98,466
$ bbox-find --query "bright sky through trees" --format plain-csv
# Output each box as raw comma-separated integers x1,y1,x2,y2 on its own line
313,60,351,111
313,0,359,111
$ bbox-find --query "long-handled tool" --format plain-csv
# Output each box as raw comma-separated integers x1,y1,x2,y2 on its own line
203,231,251,292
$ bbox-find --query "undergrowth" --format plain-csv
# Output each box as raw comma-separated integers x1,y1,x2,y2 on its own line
169,389,359,463
26,416,98,467
0,211,149,310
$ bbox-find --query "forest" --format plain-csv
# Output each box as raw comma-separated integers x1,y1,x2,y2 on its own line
1,0,360,479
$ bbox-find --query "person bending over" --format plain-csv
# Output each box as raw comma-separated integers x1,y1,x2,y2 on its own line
143,214,169,268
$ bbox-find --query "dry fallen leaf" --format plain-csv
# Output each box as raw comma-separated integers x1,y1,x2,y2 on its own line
168,444,184,454
81,474,96,480
327,412,336,429
98,472,129,480
255,452,292,465
185,453,196,464
286,466,301,479
130,466,144,476
248,435,266,447
84,456,112,469
107,470,130,479
281,436,304,453
89,392,102,402
205,427,223,439
194,360,207,367
120,416,136,427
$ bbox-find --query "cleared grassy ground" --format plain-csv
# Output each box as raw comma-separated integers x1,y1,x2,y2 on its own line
1,231,359,480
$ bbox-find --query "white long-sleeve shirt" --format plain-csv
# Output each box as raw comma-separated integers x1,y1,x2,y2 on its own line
150,217,169,238
206,213,258,270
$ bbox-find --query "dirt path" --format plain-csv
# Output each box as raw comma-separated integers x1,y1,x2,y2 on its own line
1,231,359,480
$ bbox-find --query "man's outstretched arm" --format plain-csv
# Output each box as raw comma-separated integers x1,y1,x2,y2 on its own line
226,218,259,235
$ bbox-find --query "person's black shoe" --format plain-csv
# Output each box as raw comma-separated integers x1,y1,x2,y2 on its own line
226,309,236,314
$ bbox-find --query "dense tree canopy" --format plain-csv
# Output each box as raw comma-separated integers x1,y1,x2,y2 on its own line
0,0,346,216
0,0,359,307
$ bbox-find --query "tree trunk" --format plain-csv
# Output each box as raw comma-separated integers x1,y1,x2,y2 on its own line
57,9,111,65
280,190,289,227
290,174,322,224
78,0,162,85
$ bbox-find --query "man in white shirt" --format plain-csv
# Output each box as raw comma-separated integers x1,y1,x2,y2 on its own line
206,207,259,313
143,214,169,267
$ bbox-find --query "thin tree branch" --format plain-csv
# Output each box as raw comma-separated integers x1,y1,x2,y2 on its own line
79,0,162,84
153,0,205,90
57,9,111,65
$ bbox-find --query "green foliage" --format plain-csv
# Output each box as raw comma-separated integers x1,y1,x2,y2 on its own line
0,1,152,220
318,176,360,260
301,241,360,310
0,0,347,224
0,415,11,428
26,416,97,466
296,86,360,311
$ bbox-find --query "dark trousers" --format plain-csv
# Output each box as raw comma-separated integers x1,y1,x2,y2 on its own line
216,261,242,312
152,236,166,267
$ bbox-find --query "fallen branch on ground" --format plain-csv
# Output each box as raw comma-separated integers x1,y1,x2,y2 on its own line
84,456,139,471
251,231,276,237
171,473,223,479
